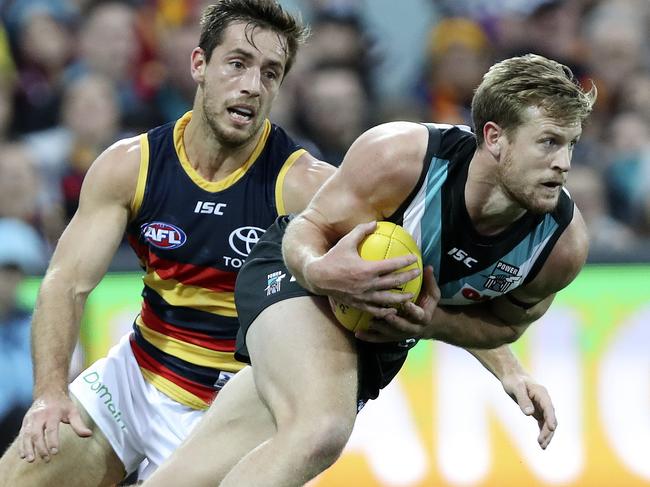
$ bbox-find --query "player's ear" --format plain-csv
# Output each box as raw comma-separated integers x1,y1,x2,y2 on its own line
483,121,503,159
190,47,207,83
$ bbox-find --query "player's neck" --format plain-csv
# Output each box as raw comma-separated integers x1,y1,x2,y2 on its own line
183,114,263,182
465,154,527,236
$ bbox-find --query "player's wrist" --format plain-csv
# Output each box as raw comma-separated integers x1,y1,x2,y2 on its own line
302,256,329,295
32,386,69,401
421,307,445,340
33,379,69,399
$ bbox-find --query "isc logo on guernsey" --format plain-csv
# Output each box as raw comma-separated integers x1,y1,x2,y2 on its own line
141,222,187,249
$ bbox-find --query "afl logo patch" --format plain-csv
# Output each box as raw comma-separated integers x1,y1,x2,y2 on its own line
141,222,187,249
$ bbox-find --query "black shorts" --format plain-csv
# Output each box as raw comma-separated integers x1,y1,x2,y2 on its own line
234,215,417,403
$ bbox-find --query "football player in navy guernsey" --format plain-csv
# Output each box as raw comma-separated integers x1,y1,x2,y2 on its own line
0,1,332,486
136,54,596,487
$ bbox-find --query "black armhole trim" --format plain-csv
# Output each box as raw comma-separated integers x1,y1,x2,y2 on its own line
387,124,441,224
523,195,575,285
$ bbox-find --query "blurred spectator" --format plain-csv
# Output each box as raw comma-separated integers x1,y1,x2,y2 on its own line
497,0,587,77
0,140,64,254
605,111,650,232
66,1,153,131
0,0,645,263
1,0,77,36
583,0,647,120
153,19,200,123
300,9,377,99
566,166,638,255
620,71,650,125
8,2,74,133
415,17,492,126
0,142,41,224
25,73,123,232
0,218,45,451
295,62,369,165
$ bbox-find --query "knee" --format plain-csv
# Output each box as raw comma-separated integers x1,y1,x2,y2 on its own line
284,412,355,470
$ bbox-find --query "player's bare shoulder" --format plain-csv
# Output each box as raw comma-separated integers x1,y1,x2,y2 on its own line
282,152,336,214
335,122,429,212
80,135,143,211
347,121,428,179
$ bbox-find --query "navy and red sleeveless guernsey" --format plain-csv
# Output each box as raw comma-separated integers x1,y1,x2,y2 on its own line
125,111,306,409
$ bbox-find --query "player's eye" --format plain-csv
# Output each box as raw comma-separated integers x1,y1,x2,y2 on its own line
540,138,556,148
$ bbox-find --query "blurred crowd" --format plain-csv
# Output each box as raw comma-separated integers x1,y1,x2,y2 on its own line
0,0,648,275
0,0,647,456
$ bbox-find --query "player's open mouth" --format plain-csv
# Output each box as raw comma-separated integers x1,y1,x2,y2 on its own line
541,181,562,188
228,106,255,123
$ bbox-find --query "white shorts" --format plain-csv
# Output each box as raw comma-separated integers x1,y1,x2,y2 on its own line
69,333,205,477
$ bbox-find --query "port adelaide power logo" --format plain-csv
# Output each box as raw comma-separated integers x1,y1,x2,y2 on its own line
483,260,521,293
141,222,187,249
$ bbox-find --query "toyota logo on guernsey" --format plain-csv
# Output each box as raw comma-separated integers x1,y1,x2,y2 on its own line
229,226,265,257
141,222,187,250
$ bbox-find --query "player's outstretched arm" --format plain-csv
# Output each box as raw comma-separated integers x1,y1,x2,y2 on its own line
19,138,140,463
467,346,557,449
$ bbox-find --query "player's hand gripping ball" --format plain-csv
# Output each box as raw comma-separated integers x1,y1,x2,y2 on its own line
331,221,423,333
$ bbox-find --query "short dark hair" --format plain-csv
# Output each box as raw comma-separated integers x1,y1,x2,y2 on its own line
199,0,309,77
472,54,597,146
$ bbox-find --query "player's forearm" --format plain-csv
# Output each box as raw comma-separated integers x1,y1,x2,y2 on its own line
424,304,524,348
282,215,331,294
465,345,527,381
31,270,88,396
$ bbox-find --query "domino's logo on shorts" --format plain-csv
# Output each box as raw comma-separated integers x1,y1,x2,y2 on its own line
141,222,187,250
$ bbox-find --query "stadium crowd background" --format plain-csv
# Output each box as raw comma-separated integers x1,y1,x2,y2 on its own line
0,0,648,454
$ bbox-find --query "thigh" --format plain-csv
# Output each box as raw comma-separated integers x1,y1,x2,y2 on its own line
247,295,359,427
141,366,276,486
0,396,125,487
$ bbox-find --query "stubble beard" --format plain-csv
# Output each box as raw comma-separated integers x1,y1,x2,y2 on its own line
202,98,260,149
506,183,559,215
499,153,559,216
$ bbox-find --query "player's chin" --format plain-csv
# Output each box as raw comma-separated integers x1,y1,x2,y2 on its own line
526,194,559,215
220,125,257,145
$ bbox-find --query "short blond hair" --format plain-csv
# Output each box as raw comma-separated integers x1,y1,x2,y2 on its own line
472,54,596,145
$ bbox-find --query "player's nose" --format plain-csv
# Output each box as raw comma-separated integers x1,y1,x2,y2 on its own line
552,145,571,172
240,68,261,97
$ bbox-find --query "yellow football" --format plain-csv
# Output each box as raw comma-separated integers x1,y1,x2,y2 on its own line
330,221,423,333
